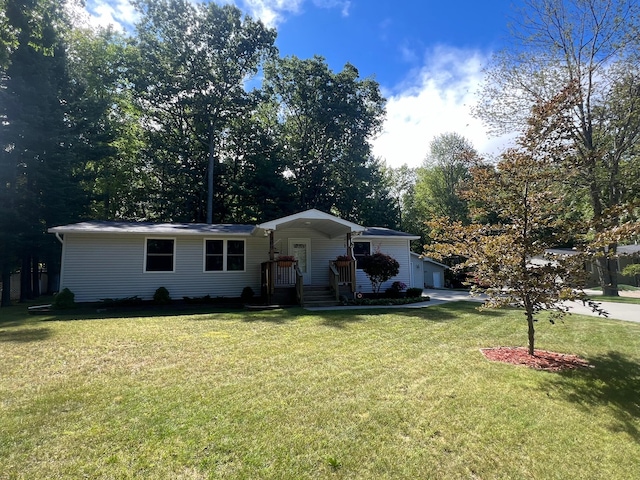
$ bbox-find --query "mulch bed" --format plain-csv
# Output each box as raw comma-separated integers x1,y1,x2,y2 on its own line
480,347,592,372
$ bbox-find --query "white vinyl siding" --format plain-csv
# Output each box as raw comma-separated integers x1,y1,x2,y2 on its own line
57,228,414,302
354,239,413,294
59,233,267,303
272,229,413,293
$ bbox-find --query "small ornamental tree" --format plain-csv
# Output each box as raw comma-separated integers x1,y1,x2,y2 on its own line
360,252,400,296
427,86,605,355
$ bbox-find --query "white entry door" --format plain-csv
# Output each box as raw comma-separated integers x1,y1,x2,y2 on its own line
289,238,311,285
432,271,443,289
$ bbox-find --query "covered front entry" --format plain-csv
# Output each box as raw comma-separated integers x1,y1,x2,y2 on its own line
258,209,362,306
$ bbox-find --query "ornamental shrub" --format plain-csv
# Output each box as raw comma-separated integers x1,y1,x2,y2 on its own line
406,287,423,297
153,286,171,305
360,252,400,295
241,286,255,302
52,288,75,309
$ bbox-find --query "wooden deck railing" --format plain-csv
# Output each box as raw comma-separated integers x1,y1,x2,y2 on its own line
261,259,299,303
329,259,356,297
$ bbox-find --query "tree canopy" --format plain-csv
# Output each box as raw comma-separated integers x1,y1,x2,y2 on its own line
475,0,640,295
0,0,398,305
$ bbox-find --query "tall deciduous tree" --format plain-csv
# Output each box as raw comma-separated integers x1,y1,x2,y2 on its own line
415,132,477,224
475,0,640,296
263,56,390,224
132,0,276,222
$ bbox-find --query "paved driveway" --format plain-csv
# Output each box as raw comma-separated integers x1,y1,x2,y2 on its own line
307,289,640,323
424,289,640,324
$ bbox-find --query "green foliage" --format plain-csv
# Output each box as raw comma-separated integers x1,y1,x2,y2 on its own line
241,286,255,302
52,288,75,309
475,0,640,295
415,132,476,225
100,296,143,307
359,252,400,295
622,264,640,278
342,296,430,306
132,0,277,222
427,90,607,354
263,55,393,225
153,287,171,305
406,287,423,297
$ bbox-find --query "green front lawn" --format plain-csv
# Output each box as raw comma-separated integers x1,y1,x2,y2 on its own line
1,302,639,479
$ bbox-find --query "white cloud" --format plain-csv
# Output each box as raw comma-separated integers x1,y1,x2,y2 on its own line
371,46,515,169
239,0,303,27
84,0,139,32
239,0,349,27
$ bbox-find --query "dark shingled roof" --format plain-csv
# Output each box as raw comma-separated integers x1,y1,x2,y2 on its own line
49,221,256,236
362,227,419,238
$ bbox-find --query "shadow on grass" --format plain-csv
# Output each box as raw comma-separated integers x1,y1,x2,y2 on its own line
540,351,640,440
310,301,511,328
0,326,52,343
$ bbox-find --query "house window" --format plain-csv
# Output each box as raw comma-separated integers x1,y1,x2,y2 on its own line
204,239,245,272
145,238,175,272
353,241,371,269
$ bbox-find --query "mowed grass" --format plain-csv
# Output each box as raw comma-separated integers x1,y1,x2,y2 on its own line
1,302,640,479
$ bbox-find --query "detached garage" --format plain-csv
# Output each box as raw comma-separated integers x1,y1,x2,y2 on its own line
410,253,449,289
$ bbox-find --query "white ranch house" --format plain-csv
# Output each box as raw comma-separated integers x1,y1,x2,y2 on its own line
49,209,423,306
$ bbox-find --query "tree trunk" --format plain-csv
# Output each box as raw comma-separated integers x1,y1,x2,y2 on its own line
206,124,215,224
31,254,40,298
1,267,11,307
19,254,32,302
524,296,535,355
595,254,619,296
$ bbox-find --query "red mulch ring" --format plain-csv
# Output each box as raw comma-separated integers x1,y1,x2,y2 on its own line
480,347,592,372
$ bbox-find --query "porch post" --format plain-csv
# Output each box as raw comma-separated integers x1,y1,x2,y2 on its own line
267,230,276,299
268,230,275,261
346,231,356,294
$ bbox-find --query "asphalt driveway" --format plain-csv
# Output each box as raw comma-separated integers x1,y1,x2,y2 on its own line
424,289,640,324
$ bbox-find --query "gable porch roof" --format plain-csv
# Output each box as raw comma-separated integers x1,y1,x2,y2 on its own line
257,209,365,239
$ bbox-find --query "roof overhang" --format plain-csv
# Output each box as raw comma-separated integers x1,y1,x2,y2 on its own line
48,222,256,236
257,209,365,239
410,252,449,269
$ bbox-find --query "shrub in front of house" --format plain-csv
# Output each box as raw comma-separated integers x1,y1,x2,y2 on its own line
385,281,407,298
406,287,423,297
52,288,76,309
360,252,400,295
241,286,255,302
341,295,430,306
153,286,171,305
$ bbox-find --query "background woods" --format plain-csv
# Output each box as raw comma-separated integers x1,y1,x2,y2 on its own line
1,0,639,306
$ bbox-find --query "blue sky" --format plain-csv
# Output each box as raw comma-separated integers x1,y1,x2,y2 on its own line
83,0,518,168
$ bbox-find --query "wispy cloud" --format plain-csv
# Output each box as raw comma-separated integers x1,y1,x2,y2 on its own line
84,0,139,31
371,46,514,169
82,0,349,31
240,0,350,26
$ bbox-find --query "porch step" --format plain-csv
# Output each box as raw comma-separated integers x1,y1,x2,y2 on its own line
303,286,340,307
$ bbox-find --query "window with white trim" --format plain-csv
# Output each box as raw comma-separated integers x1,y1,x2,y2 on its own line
353,241,371,269
145,238,175,272
204,239,245,272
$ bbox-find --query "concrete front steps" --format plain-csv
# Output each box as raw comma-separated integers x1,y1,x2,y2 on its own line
302,285,340,307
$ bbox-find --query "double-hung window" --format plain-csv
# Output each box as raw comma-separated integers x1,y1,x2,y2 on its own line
204,239,245,272
145,238,175,272
353,241,371,269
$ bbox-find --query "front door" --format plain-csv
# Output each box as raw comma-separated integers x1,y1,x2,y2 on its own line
289,238,311,285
